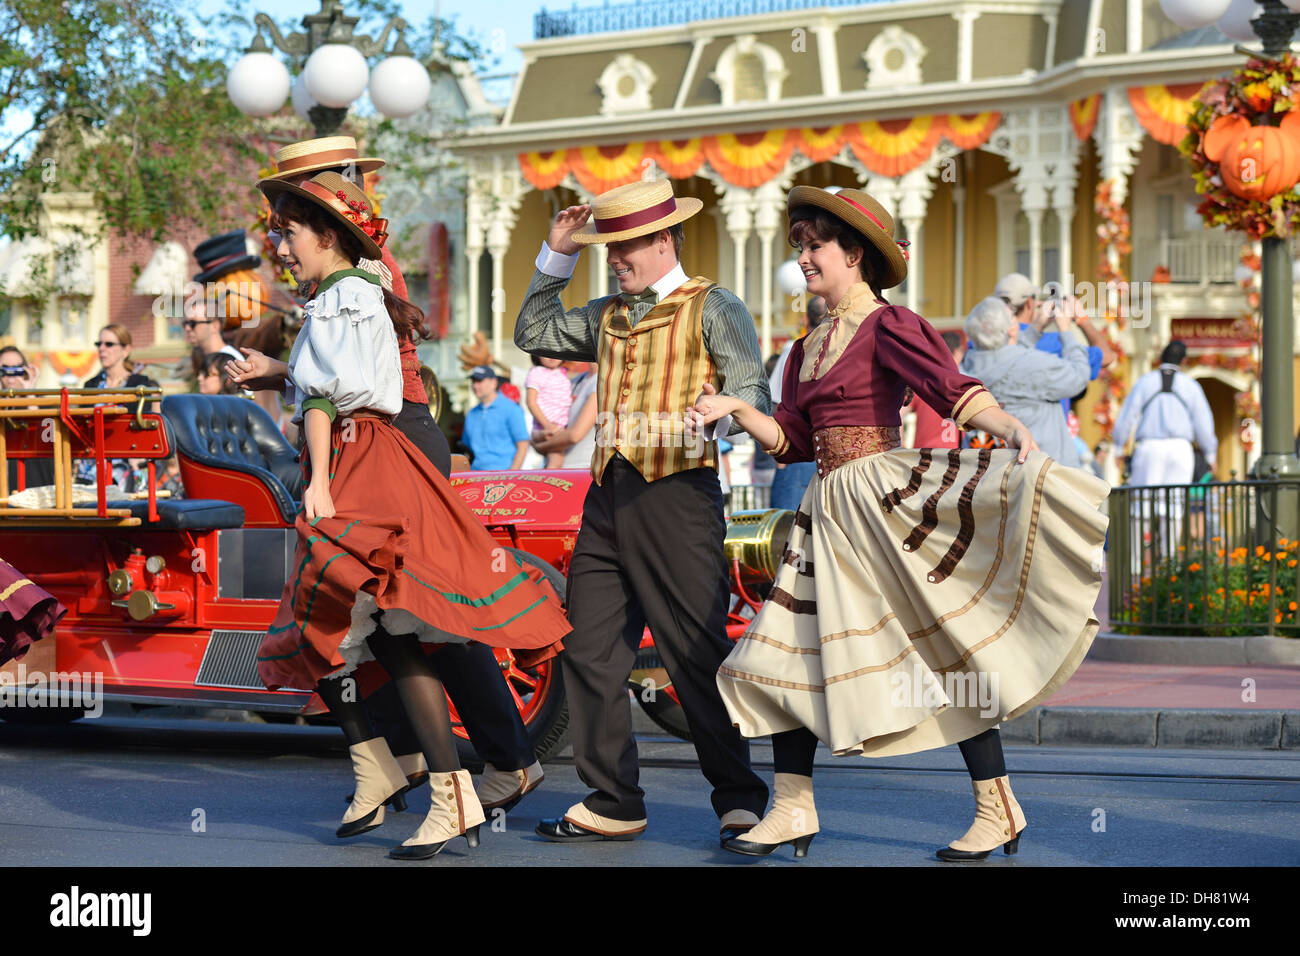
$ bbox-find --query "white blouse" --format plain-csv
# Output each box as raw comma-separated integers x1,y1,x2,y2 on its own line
286,273,402,424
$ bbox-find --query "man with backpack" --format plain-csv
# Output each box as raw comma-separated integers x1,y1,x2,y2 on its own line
1111,340,1218,532
1113,340,1218,484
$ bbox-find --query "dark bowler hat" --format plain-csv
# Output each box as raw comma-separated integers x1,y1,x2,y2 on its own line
193,230,262,283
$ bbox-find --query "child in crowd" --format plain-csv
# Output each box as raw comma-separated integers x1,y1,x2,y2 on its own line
524,355,571,468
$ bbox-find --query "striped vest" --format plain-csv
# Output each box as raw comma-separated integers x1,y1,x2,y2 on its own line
591,276,721,484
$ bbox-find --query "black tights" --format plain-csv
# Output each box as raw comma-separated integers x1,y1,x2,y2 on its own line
314,632,461,773
365,628,461,773
771,726,1006,780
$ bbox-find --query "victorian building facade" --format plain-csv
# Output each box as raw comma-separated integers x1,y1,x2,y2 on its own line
452,0,1299,477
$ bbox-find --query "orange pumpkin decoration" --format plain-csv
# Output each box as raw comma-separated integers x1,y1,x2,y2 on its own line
1204,111,1300,202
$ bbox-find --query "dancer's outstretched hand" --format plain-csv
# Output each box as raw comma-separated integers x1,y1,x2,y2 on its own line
549,205,592,256
686,382,740,436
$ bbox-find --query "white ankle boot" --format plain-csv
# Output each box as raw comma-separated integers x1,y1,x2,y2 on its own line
722,773,818,858
937,775,1026,861
390,769,486,861
476,760,544,812
338,738,408,839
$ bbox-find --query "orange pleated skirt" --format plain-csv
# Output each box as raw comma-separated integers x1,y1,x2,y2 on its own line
257,418,568,691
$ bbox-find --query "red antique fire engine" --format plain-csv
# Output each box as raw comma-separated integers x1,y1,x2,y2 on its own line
0,389,791,758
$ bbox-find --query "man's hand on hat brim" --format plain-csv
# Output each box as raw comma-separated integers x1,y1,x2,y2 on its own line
549,205,592,256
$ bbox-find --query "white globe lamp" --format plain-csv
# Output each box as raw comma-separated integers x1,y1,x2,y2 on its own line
227,52,290,117
369,55,431,119
291,73,318,123
1217,0,1263,42
1158,0,1233,29
303,43,370,109
777,259,807,296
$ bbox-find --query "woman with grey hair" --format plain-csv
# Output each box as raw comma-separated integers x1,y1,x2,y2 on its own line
964,296,1018,351
961,295,1092,466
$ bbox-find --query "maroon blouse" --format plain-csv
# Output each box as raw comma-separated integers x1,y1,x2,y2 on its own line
772,301,991,464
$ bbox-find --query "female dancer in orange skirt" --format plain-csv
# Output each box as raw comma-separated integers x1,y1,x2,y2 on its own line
689,187,1108,861
254,171,569,860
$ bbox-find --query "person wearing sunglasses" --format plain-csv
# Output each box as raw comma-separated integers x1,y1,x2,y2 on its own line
78,325,158,491
182,295,242,384
0,346,54,490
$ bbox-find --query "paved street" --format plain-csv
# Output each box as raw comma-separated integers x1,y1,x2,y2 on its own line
1,714,1296,867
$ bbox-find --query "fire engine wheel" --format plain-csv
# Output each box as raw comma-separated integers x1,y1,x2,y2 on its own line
630,647,693,742
450,548,570,768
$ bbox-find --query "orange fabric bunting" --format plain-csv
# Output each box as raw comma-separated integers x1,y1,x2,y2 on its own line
49,349,98,381
567,143,649,194
519,150,569,190
1129,83,1209,146
943,113,1000,150
703,130,798,187
1069,95,1101,142
649,139,706,179
846,116,943,177
796,126,847,162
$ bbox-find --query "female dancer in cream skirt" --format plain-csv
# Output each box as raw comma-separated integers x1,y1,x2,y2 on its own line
689,186,1108,861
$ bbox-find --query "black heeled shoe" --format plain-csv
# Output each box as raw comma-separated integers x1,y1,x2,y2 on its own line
345,771,428,812
388,824,480,860
936,835,1020,862
336,781,411,839
722,832,816,858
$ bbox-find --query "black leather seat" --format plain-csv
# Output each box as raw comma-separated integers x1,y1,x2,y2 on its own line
161,395,302,522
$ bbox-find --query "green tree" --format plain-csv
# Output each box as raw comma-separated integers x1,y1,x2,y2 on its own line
1,0,261,241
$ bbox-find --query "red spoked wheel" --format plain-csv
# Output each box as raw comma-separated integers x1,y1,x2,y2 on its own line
450,548,570,766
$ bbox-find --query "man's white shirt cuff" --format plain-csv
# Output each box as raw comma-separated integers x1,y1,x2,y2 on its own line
536,242,579,278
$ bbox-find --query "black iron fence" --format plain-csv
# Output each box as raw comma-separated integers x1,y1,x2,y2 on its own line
535,0,880,38
1108,479,1300,636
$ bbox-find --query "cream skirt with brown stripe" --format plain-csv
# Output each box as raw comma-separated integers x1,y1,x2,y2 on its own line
717,448,1109,758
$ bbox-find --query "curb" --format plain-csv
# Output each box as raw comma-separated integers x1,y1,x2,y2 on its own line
1001,706,1300,750
1088,632,1300,666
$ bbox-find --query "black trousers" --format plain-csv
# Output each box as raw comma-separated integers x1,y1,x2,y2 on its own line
363,399,533,770
563,456,768,821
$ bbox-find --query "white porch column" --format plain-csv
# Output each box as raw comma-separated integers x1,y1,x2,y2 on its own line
1024,207,1044,291
722,186,755,309
486,220,510,358
952,173,968,315
465,243,484,338
753,181,784,357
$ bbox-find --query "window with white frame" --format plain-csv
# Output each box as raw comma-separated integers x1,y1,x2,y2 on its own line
711,35,787,106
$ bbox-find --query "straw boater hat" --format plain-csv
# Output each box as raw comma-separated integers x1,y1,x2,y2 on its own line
264,135,385,182
572,180,703,245
787,186,909,289
257,171,388,261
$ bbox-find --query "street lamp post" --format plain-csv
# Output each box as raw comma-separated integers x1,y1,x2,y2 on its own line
1160,0,1300,537
226,0,432,136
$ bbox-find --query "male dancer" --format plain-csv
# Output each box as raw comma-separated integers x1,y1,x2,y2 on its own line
515,179,770,842
230,135,542,813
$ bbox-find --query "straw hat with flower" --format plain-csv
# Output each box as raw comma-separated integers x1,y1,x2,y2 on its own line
572,180,703,245
258,171,389,261
264,135,385,182
787,186,909,289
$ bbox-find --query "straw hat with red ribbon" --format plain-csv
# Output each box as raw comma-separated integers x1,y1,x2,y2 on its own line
787,186,909,290
572,180,703,245
258,171,389,260
264,135,385,182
